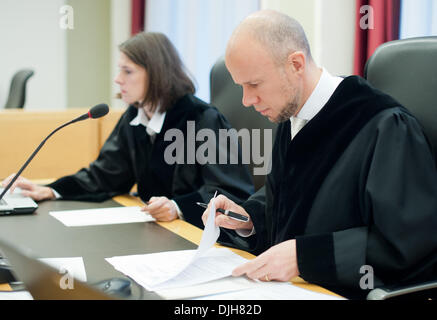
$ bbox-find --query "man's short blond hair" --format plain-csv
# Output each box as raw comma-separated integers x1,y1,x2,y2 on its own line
230,10,312,66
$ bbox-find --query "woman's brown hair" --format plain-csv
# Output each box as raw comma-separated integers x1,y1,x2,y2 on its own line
119,32,195,113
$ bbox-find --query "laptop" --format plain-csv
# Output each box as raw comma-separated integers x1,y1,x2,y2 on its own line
0,187,38,216
0,237,114,300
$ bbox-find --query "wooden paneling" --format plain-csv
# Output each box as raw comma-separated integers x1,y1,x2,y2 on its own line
0,108,124,180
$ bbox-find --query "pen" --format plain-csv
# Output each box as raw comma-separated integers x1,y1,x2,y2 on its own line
196,202,249,222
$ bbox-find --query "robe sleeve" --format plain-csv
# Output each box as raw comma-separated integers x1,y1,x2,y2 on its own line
218,185,268,251
295,111,437,292
172,108,255,226
47,113,136,201
219,123,284,253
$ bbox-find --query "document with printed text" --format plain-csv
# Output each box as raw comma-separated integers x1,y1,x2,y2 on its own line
106,195,248,291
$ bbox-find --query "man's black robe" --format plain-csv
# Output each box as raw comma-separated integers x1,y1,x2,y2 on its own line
48,94,254,229
225,76,437,299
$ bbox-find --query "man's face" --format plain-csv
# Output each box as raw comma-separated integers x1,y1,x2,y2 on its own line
225,36,301,123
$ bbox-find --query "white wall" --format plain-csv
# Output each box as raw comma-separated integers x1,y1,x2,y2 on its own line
317,0,356,76
261,0,356,76
145,0,260,102
110,0,131,110
0,0,120,111
400,0,437,38
0,0,357,110
0,0,67,109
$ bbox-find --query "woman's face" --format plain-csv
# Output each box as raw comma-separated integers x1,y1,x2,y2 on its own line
114,52,148,105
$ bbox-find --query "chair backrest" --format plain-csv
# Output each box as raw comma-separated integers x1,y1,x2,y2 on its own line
4,69,34,109
210,56,277,191
364,37,437,157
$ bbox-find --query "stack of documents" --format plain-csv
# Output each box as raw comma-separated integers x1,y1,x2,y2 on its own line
105,197,343,300
106,196,244,291
107,247,247,291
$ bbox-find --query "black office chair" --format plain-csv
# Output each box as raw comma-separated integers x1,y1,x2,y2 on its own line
4,69,34,109
210,56,277,191
365,36,437,159
364,36,437,300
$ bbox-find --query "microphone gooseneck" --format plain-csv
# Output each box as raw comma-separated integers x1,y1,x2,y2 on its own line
0,104,109,201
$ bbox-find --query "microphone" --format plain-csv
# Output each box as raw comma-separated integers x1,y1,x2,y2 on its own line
70,103,110,123
0,104,110,201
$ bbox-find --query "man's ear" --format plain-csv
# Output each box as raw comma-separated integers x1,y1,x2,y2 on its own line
287,51,306,75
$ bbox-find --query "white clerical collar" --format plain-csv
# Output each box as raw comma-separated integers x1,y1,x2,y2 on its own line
293,68,343,122
129,107,166,136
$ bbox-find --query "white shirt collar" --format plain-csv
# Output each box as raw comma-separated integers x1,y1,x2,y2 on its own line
129,107,166,136
289,68,343,140
293,68,343,122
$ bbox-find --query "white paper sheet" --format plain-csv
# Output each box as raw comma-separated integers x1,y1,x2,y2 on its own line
106,249,196,290
193,195,220,260
107,247,247,291
39,257,87,282
0,291,34,300
49,206,155,227
156,276,256,300
106,194,247,291
194,281,345,300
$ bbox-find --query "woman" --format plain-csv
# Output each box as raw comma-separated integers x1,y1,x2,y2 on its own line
2,32,254,228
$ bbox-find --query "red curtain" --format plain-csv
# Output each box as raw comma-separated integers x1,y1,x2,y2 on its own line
131,0,146,36
353,0,400,76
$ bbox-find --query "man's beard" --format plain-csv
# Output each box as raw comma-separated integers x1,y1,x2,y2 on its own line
271,91,300,123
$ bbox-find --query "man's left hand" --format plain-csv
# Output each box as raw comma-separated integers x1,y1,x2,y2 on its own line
232,239,300,282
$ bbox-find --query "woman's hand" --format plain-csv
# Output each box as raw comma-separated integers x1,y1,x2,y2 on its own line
143,196,179,222
1,174,55,201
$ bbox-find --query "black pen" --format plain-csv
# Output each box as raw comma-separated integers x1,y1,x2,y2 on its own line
196,202,249,222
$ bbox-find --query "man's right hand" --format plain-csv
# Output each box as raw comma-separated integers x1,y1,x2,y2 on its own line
201,194,253,231
1,174,55,201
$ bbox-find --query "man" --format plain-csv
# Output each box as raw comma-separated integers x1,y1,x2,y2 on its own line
202,10,437,299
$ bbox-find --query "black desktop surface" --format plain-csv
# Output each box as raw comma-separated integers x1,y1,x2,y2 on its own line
0,198,198,299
